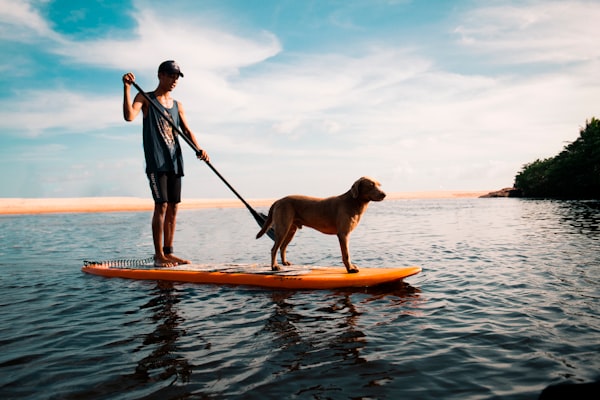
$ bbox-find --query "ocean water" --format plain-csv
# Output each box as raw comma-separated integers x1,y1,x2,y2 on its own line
0,198,598,399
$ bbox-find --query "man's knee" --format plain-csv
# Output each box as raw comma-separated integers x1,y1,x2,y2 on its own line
154,202,168,214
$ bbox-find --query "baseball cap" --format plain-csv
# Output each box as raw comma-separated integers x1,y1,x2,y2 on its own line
158,60,184,77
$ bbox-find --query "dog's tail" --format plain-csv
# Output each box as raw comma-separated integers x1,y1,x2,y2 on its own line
256,207,274,239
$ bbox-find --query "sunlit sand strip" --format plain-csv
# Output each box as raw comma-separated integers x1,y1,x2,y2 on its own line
386,190,491,200
0,197,274,215
0,191,491,215
0,197,155,215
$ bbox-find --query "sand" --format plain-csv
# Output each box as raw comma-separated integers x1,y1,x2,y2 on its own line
0,191,491,215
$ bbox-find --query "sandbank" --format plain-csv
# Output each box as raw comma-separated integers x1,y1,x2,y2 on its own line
0,191,491,215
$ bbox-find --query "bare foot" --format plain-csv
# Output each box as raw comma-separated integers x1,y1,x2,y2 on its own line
154,255,176,268
346,264,360,274
166,254,191,265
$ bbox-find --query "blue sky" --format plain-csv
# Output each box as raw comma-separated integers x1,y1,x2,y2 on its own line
1,0,599,199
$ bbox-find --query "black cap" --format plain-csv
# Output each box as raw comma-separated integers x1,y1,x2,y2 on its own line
158,60,184,77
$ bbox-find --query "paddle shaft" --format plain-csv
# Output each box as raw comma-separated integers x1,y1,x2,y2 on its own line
130,81,269,229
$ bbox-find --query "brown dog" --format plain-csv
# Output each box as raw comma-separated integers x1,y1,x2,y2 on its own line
256,177,386,273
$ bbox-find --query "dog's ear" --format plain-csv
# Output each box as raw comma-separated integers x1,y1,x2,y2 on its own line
351,178,364,198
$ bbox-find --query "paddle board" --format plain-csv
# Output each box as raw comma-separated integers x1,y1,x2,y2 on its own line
81,262,421,290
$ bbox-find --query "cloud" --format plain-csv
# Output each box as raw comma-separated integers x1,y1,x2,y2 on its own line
54,8,282,72
0,2,282,137
0,89,122,138
1,0,599,197
0,0,58,41
454,0,600,64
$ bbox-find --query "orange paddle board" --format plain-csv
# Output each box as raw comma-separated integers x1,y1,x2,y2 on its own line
82,262,421,290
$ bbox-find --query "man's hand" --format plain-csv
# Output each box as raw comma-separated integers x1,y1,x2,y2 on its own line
122,72,135,87
122,72,142,121
196,149,210,162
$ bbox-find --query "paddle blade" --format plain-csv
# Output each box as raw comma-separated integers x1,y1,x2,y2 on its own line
253,211,275,241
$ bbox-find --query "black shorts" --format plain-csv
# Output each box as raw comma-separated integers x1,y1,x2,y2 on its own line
147,172,182,204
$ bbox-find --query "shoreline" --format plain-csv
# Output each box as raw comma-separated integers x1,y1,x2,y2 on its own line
0,191,491,215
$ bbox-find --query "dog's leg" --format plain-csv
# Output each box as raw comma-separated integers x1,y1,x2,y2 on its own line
270,237,283,271
270,224,294,271
279,225,297,266
337,233,359,273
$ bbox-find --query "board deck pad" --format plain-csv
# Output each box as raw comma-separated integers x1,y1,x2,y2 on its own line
82,261,421,290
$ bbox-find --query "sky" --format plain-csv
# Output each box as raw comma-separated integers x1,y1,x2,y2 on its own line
0,0,599,200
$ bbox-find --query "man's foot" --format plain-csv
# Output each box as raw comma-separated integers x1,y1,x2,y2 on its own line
166,254,191,265
153,255,176,268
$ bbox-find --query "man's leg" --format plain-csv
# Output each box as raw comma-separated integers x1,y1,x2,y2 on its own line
162,171,189,265
152,202,175,267
163,202,177,252
148,172,175,267
163,202,190,264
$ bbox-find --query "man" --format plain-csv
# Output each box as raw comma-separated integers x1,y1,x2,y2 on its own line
122,60,209,267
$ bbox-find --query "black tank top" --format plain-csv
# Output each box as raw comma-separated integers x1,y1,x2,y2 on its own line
142,92,184,176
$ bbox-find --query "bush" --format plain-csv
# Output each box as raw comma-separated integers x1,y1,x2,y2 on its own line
514,118,600,199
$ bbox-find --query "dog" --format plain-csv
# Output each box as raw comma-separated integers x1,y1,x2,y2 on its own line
256,177,386,273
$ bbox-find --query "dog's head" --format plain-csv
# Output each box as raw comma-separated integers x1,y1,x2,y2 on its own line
351,177,386,202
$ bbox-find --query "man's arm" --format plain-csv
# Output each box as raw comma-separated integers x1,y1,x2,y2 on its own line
178,102,210,161
122,72,144,121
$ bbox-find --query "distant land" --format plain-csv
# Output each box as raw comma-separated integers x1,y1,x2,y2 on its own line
482,117,599,200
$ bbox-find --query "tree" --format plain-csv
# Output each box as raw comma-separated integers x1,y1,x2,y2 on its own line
514,118,600,199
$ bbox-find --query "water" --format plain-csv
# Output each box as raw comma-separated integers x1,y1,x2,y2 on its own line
1,198,599,399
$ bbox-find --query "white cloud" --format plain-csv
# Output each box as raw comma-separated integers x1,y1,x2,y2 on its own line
53,8,281,73
0,0,58,41
0,89,122,137
454,1,600,64
1,0,599,196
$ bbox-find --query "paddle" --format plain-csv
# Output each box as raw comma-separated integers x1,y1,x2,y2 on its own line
130,80,275,240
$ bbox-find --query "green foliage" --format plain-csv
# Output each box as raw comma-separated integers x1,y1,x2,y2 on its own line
514,118,600,199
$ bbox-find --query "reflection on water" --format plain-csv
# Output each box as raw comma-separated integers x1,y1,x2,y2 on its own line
0,199,599,399
58,282,195,400
250,283,424,399
132,282,191,384
266,291,366,369
558,200,600,235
